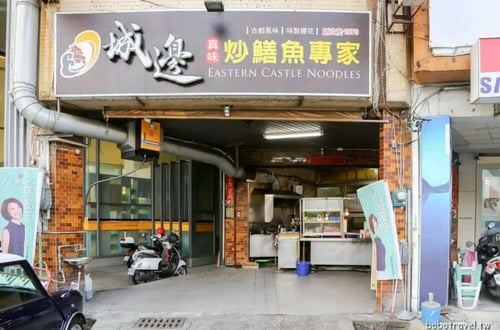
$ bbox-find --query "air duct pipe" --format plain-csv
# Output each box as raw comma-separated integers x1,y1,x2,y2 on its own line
162,140,245,177
10,0,244,178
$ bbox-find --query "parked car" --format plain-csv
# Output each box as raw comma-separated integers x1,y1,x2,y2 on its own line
0,253,87,329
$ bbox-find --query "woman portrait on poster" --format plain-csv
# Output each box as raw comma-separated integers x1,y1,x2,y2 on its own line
368,214,386,275
0,198,25,257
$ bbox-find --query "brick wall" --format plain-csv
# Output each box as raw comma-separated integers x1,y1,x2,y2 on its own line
224,179,248,265
37,141,85,291
377,111,412,313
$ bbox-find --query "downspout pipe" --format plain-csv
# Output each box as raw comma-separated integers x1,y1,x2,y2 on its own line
11,0,127,144
10,0,245,178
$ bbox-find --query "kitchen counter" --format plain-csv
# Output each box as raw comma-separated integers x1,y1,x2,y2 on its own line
300,237,372,266
249,234,277,258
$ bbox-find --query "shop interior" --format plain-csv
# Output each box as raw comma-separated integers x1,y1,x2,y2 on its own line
158,118,381,282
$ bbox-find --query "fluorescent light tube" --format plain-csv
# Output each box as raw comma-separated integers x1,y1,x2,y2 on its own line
263,130,324,140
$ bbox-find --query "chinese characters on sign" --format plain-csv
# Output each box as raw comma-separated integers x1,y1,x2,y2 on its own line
55,11,370,97
102,21,203,85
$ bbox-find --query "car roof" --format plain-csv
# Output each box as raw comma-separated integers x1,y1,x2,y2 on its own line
0,253,26,263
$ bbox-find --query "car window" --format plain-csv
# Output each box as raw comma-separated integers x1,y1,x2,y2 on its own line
0,264,44,310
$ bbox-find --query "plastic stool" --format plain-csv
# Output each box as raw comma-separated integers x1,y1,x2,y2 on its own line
453,261,482,310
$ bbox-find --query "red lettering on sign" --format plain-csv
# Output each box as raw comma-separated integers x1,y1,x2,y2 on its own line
305,155,346,165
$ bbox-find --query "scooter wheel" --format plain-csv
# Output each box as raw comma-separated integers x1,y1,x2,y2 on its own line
132,271,149,284
485,276,500,299
177,266,188,276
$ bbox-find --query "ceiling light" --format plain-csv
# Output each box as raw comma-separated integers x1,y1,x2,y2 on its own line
263,130,324,140
204,0,224,12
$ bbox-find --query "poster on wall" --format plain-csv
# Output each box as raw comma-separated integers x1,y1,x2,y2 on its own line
357,180,402,280
0,168,43,265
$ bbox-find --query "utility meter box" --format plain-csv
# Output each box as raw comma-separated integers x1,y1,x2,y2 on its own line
391,189,407,208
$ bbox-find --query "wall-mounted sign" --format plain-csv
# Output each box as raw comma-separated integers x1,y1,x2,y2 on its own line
471,38,500,103
55,10,371,98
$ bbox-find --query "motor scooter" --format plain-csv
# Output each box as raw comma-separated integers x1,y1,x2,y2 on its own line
466,222,500,299
128,231,187,284
120,228,165,268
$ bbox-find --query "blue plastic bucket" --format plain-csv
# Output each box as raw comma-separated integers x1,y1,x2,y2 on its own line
296,261,310,276
421,301,441,326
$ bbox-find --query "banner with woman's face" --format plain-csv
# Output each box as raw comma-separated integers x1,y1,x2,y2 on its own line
0,168,43,265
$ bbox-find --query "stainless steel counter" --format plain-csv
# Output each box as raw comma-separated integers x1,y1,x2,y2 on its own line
249,234,277,258
300,237,372,266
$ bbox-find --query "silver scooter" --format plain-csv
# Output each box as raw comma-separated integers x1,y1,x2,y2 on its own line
125,229,165,269
128,231,187,284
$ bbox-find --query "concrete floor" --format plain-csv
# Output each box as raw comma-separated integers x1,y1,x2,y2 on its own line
81,257,500,329
85,258,376,315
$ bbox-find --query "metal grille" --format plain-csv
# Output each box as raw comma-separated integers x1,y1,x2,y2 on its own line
133,317,186,328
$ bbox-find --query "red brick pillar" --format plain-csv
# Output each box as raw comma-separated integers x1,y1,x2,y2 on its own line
37,140,85,291
377,111,412,312
224,179,249,266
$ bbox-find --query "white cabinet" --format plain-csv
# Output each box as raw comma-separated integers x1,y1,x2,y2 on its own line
299,197,372,266
300,197,344,237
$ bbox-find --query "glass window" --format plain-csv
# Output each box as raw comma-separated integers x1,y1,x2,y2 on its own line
0,264,43,310
84,140,152,220
480,168,500,233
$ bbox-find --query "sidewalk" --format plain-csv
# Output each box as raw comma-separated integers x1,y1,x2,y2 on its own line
82,257,500,329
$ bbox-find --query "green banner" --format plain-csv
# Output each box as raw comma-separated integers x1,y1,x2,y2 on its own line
357,180,402,280
0,168,43,265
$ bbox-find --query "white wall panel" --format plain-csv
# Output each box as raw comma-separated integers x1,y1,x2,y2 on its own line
58,0,371,12
457,154,477,249
429,0,500,56
385,33,410,108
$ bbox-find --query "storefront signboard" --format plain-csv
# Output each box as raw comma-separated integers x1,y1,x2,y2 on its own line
471,37,500,103
55,10,370,98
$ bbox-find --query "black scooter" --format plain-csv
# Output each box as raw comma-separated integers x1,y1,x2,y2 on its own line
468,222,500,299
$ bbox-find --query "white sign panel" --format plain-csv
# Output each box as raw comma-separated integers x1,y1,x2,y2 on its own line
470,38,500,104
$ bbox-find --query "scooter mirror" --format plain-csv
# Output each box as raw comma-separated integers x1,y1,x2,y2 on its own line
488,222,496,230
466,241,473,248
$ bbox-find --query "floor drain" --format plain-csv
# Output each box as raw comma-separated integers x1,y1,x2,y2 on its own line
133,317,186,328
